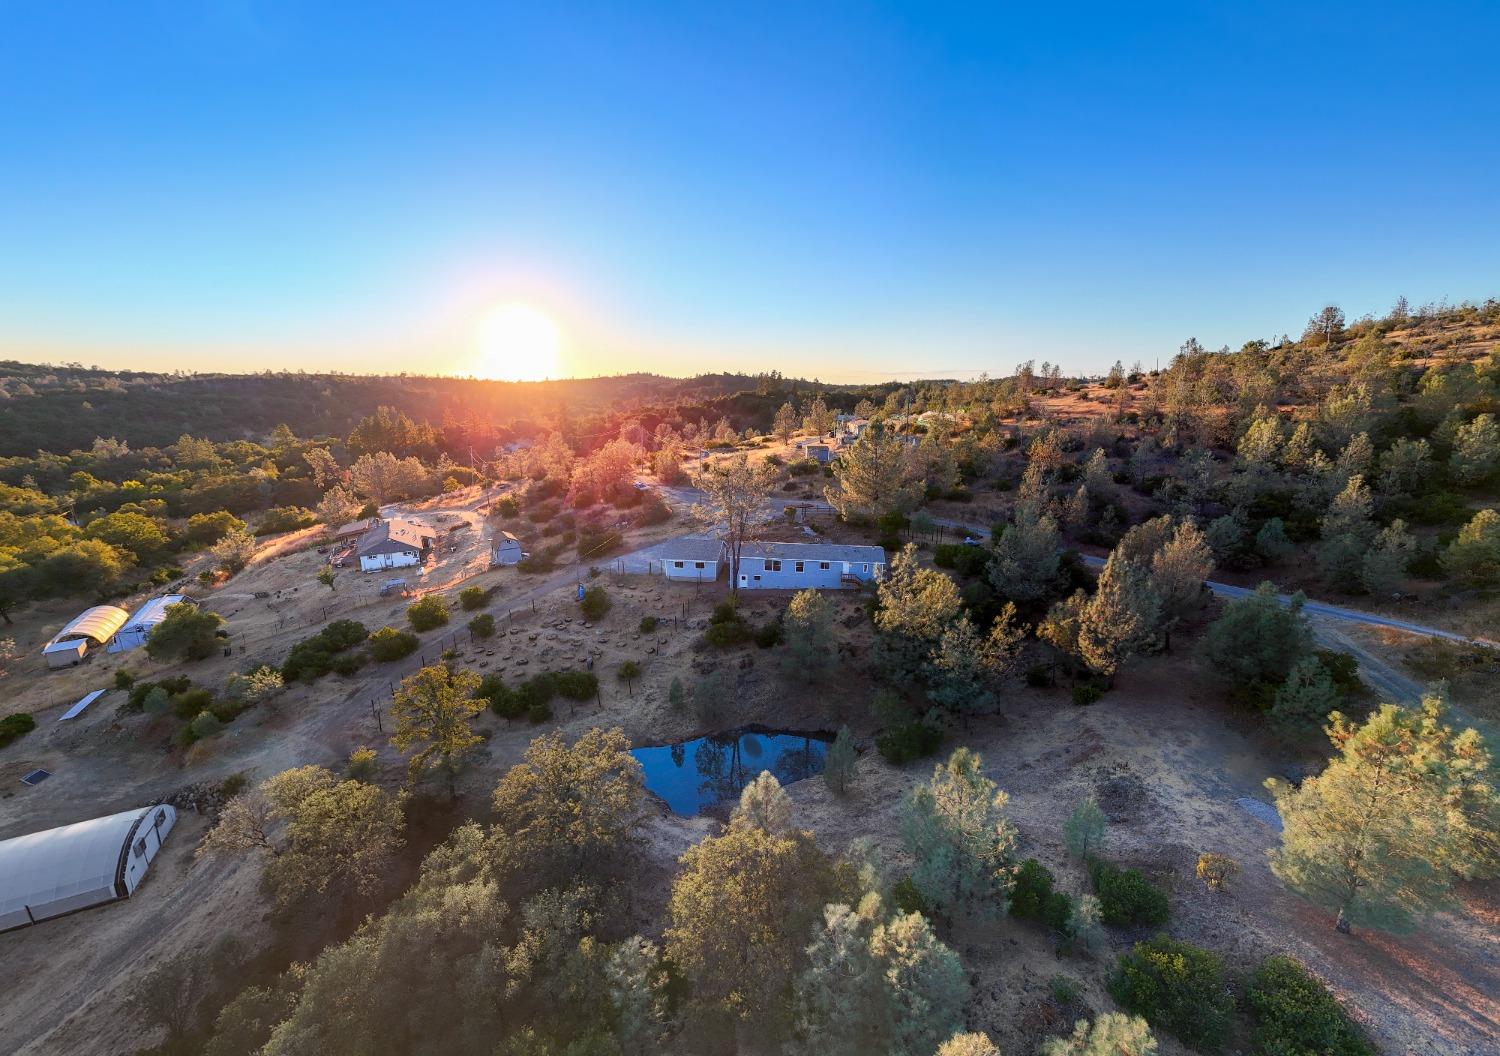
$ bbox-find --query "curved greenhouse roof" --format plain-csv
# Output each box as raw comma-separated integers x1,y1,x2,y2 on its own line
50,605,130,646
0,805,176,930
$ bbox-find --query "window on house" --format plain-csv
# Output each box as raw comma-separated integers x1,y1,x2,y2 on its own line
694,561,705,569
673,561,683,568
767,560,782,572
134,838,147,858
753,575,761,581
863,564,869,572
819,561,830,570
795,561,805,573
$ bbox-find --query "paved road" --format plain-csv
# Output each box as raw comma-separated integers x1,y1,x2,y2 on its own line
926,516,1499,651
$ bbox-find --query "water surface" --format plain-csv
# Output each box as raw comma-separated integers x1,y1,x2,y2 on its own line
631,727,834,815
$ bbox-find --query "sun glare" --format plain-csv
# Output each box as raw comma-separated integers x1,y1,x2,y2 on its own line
475,303,562,381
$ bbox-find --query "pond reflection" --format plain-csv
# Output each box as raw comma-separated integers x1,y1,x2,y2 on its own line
631,728,834,815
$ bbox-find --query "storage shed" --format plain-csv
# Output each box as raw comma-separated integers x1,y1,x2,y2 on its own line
43,639,88,669
0,804,177,932
491,531,524,566
107,594,193,653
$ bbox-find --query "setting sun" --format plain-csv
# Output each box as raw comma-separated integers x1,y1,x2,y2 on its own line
474,303,561,381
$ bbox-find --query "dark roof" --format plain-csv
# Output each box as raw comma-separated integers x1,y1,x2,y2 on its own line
358,518,434,556
742,541,886,563
662,537,725,561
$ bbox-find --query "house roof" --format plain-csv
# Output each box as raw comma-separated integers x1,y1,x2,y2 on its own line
358,518,433,556
335,518,376,539
741,541,886,563
50,605,130,646
494,531,522,546
661,537,725,561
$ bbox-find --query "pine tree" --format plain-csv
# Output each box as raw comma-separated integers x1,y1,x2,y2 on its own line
1449,413,1499,484
1150,519,1214,621
796,895,967,1056
1041,1013,1158,1056
823,726,857,795
901,748,1017,921
773,401,799,443
1269,656,1340,740
606,937,668,1056
1267,692,1499,932
1360,519,1416,595
1202,582,1313,690
1316,475,1375,589
782,588,835,681
1442,508,1500,585
936,1034,1001,1056
730,771,793,836
824,425,923,520
1063,797,1107,860
989,505,1062,603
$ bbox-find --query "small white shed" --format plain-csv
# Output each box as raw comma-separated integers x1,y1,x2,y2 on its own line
491,531,524,567
44,639,88,669
0,804,177,932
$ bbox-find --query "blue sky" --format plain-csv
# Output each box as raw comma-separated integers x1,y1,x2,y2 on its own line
1,1,1496,380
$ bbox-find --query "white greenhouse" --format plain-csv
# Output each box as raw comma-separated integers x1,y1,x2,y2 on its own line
107,594,194,653
0,804,177,932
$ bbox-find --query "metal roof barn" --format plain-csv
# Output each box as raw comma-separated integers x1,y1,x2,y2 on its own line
0,805,177,932
107,594,193,653
48,605,130,647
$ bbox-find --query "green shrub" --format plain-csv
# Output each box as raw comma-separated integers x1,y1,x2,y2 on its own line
493,496,519,517
346,747,378,781
0,712,37,748
639,615,659,633
330,651,367,676
1025,664,1053,688
875,721,943,764
754,622,783,648
527,701,553,724
478,675,525,721
517,550,557,573
114,670,136,690
255,506,319,536
580,586,611,620
1072,680,1105,706
282,620,370,682
1108,934,1234,1052
704,620,751,647
220,772,249,797
933,543,991,577
554,670,599,701
635,495,672,526
468,613,496,638
517,673,557,709
173,686,214,721
1010,858,1072,929
407,596,449,631
189,710,224,739
1246,955,1372,1056
368,627,419,662
889,876,933,918
1089,859,1170,927
459,586,488,611
577,528,624,558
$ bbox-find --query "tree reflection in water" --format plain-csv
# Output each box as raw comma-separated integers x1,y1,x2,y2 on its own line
690,729,832,808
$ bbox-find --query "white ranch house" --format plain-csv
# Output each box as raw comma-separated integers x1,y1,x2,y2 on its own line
357,518,436,572
654,539,885,590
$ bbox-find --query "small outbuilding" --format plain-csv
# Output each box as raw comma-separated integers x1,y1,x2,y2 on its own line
0,804,177,932
491,531,524,567
43,639,88,669
658,538,724,583
107,594,194,653
357,518,435,573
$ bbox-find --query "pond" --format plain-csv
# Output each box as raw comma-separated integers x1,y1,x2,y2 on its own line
631,727,835,815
